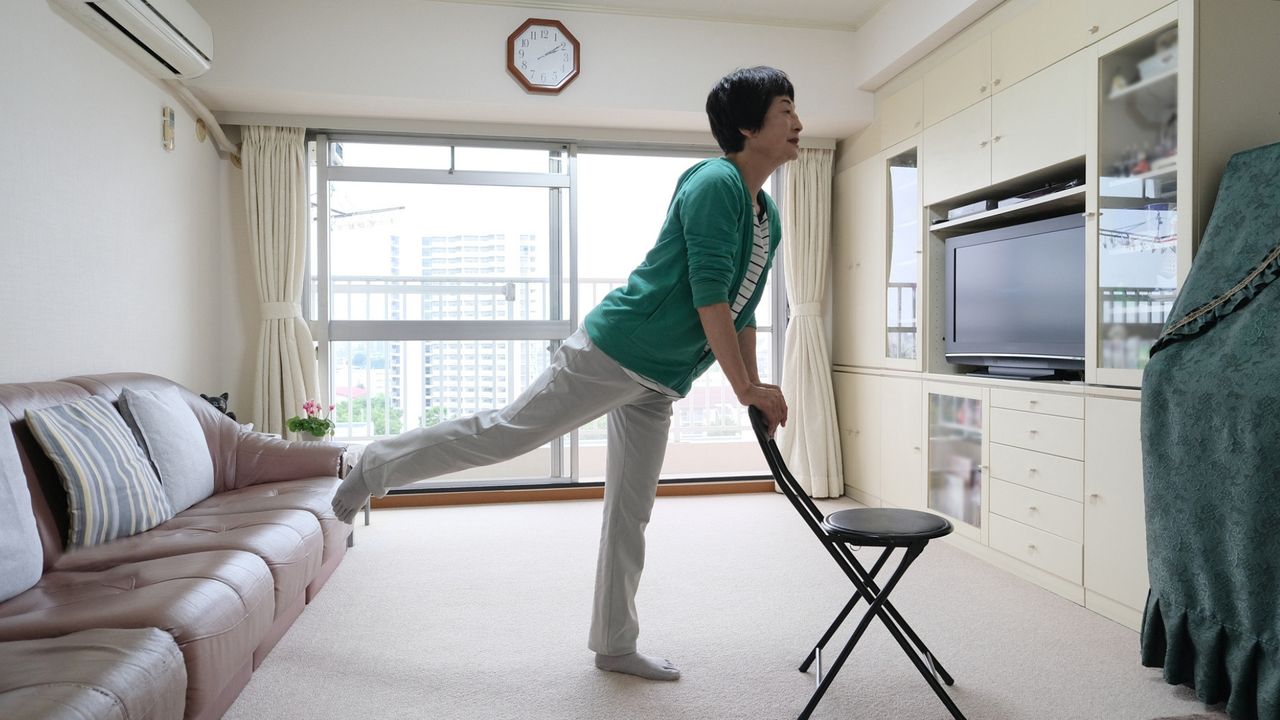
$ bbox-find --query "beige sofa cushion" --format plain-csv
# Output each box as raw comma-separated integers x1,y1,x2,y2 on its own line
0,627,186,720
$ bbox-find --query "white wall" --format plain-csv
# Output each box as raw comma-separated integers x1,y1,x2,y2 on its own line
187,0,870,139
0,4,238,406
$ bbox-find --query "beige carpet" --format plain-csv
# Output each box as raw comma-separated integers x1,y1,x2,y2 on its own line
227,494,1228,719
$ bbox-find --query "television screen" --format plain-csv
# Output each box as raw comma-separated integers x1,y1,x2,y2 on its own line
945,214,1085,377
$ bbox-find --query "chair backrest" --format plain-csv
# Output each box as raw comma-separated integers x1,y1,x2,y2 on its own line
748,406,832,543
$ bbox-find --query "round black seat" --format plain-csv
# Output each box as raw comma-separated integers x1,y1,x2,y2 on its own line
821,508,953,546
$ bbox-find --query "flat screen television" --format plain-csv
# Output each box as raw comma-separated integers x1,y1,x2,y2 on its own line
944,213,1085,379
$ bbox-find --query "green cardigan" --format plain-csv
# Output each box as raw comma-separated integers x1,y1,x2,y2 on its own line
583,157,781,396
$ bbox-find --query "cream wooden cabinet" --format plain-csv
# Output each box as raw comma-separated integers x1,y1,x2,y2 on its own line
990,49,1090,185
923,35,991,129
880,376,924,509
987,388,1086,585
1084,396,1148,628
831,157,885,368
991,0,1090,92
880,79,922,150
921,100,991,206
833,372,882,501
922,49,1089,205
1085,0,1171,40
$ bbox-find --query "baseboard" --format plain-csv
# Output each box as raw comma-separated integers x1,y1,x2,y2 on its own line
1085,590,1143,631
371,480,775,509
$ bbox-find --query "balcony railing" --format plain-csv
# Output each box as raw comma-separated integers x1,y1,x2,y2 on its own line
320,274,771,445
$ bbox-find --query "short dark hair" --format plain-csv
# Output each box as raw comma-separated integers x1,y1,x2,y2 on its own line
705,67,795,154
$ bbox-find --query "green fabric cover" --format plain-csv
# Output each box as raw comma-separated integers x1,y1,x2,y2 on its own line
1140,141,1280,720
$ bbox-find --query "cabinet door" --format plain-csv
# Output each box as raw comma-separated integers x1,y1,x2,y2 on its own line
834,372,883,500
924,381,988,543
1085,0,1170,40
881,376,924,509
831,158,885,368
880,79,923,150
1084,397,1149,611
991,49,1090,185
923,35,991,128
991,0,1089,92
921,99,991,206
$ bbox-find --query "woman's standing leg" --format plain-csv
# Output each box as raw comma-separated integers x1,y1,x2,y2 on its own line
589,390,679,680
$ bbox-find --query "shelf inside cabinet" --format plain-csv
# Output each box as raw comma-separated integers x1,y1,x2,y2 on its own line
929,186,1086,235
1107,67,1177,103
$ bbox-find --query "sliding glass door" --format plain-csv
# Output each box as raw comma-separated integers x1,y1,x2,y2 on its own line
309,136,779,488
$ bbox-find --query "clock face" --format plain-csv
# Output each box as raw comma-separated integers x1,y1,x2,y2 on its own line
507,19,580,94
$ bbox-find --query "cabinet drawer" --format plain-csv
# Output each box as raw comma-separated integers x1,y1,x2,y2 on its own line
990,443,1083,501
989,514,1082,584
991,479,1083,542
991,408,1084,460
990,388,1083,418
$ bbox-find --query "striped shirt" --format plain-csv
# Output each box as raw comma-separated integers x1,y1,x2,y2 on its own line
731,207,770,322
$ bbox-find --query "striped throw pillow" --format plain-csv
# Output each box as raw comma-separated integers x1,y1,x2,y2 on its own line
25,396,174,548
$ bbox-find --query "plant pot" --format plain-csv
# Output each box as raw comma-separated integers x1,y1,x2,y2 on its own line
296,433,331,442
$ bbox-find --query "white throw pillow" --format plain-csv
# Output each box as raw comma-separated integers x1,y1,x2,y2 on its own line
0,425,43,601
119,386,215,514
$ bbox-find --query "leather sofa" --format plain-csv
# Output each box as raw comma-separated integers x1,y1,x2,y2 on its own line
0,372,353,720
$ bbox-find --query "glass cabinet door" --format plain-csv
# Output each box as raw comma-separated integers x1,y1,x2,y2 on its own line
926,385,985,539
885,146,920,367
1094,20,1180,381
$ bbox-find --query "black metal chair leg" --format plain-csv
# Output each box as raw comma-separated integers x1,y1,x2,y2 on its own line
839,546,957,686
798,544,920,720
799,548,893,673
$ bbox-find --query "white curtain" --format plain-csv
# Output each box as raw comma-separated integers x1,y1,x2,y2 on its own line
241,126,318,438
779,148,843,498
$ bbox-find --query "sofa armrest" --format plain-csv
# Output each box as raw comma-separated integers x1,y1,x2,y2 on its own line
230,430,344,491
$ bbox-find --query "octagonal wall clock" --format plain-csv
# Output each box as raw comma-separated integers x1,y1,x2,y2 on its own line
507,18,580,94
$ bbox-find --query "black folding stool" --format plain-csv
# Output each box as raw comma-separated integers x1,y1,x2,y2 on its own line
748,407,968,720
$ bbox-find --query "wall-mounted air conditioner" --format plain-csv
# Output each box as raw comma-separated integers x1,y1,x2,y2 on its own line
52,0,213,78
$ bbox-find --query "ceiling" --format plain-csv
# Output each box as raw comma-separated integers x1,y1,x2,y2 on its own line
436,0,894,31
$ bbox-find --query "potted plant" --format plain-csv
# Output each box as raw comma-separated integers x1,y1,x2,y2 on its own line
287,399,336,441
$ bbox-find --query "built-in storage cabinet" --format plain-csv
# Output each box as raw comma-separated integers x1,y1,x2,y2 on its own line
925,382,987,542
885,143,921,369
880,80,923,151
922,50,1089,206
833,372,882,500
831,156,885,368
1089,8,1183,386
1084,396,1149,626
987,388,1086,585
991,0,1091,94
990,49,1090,187
923,35,991,129
880,376,924,509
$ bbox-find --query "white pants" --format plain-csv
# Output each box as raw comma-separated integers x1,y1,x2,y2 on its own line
355,329,675,655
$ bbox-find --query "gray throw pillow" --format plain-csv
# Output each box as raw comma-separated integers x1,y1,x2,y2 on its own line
0,426,43,602
118,386,215,514
25,396,174,548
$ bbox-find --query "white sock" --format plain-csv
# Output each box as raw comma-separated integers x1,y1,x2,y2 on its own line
330,465,371,524
594,652,680,681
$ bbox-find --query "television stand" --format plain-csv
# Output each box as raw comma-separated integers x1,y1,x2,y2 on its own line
973,366,1057,380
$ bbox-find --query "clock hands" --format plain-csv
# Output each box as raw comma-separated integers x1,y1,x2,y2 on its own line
537,42,566,60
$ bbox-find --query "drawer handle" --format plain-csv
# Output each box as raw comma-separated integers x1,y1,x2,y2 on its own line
992,135,1003,143
1028,429,1039,437
1027,544,1037,552
1028,399,1038,406
1089,493,1100,501
912,445,921,451
979,140,989,148
1028,505,1038,513
979,84,988,93
993,78,1002,87
1029,467,1038,475
1088,24,1099,34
